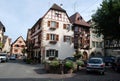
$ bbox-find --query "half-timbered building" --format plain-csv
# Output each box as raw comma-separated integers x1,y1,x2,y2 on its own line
28,4,74,62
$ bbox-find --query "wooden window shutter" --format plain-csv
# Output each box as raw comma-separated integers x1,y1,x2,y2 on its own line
72,37,74,43
56,35,59,41
64,36,66,42
48,21,50,27
46,34,49,40
56,22,59,28
63,24,66,29
46,50,49,57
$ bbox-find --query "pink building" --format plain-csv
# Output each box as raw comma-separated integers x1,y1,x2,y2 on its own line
11,36,26,57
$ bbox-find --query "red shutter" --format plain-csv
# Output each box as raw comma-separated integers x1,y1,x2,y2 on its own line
48,21,50,27
46,34,49,40
63,24,66,29
56,22,59,28
56,35,59,41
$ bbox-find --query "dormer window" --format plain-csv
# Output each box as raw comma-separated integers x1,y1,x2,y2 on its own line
77,16,83,21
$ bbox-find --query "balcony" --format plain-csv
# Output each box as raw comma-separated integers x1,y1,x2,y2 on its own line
49,40,57,44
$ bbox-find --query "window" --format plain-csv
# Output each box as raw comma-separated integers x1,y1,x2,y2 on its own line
51,21,56,27
75,27,78,31
46,34,59,41
50,34,55,40
15,44,19,47
14,49,18,52
19,41,22,43
48,21,59,28
64,36,71,42
46,49,58,57
55,13,61,18
21,45,25,48
92,41,95,47
63,24,70,30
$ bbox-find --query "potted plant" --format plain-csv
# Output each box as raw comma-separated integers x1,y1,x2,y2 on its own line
76,60,84,70
49,60,60,73
64,60,74,74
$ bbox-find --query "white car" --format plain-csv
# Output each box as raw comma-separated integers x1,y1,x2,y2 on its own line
0,53,8,62
86,57,105,75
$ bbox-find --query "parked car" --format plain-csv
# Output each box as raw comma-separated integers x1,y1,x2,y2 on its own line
64,57,76,62
86,57,105,75
112,56,120,72
0,53,8,62
9,55,16,60
103,56,115,66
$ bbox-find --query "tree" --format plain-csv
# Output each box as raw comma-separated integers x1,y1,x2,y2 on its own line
92,0,120,39
22,48,27,56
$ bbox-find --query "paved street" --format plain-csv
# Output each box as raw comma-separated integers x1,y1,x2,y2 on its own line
0,60,119,81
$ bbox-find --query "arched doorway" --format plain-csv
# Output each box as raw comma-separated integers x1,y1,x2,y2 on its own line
82,51,88,60
90,52,95,57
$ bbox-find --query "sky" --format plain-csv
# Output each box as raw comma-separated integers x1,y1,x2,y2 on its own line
0,0,103,43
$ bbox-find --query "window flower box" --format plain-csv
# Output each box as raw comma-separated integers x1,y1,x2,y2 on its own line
49,40,57,44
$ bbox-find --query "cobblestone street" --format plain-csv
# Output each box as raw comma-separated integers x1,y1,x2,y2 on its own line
0,60,119,81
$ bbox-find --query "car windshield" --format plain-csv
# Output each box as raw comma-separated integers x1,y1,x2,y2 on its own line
88,59,102,64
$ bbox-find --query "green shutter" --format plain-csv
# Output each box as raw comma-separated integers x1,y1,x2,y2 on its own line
46,50,49,57
55,50,58,57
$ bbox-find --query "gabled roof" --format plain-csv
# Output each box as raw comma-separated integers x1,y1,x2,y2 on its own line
11,36,26,46
0,21,5,32
70,12,90,27
50,3,66,12
31,3,70,30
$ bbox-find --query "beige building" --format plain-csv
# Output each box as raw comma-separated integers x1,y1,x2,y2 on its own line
11,36,26,57
2,35,11,53
88,20,104,57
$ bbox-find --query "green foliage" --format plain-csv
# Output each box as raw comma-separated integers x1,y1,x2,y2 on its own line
49,60,60,68
92,0,120,39
74,51,82,59
0,42,3,48
76,60,84,66
64,60,73,69
26,59,32,64
22,48,26,54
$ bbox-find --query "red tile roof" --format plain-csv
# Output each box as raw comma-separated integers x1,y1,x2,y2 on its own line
70,12,90,27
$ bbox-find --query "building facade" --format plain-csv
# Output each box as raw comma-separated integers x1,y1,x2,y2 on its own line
104,39,120,56
11,36,26,58
70,12,90,60
2,35,11,53
0,21,5,51
88,20,104,57
27,4,74,62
